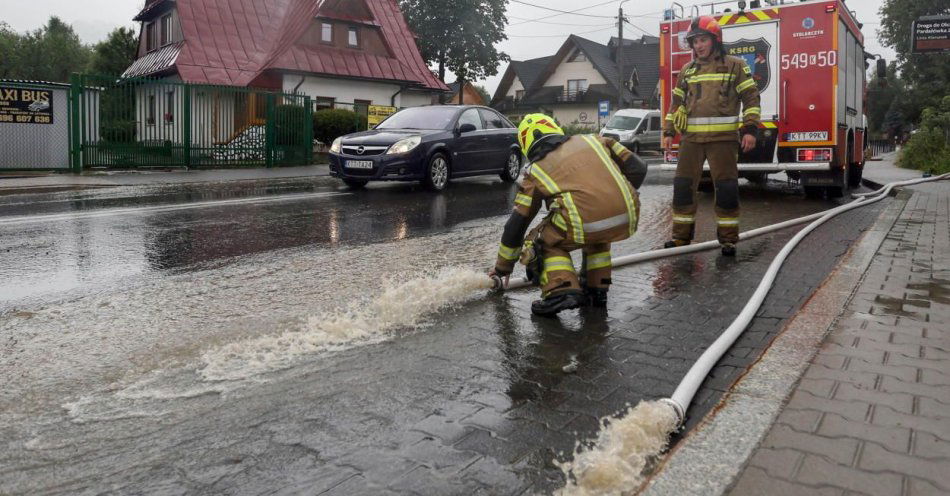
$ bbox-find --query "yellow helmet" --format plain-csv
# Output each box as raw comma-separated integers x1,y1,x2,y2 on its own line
517,113,564,156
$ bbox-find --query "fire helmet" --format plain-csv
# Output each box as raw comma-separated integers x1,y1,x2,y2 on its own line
517,113,564,156
686,15,723,45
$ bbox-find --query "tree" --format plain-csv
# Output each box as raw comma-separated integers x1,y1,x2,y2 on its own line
15,17,91,82
866,61,906,138
0,23,20,79
878,0,950,120
400,0,509,97
474,84,491,105
89,27,138,76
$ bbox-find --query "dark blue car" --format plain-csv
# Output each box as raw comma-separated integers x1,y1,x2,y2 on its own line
328,105,523,191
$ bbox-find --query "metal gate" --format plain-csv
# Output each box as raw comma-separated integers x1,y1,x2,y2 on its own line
71,74,312,169
0,80,73,171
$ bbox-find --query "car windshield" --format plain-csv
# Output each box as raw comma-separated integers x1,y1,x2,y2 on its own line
375,107,458,130
605,116,642,130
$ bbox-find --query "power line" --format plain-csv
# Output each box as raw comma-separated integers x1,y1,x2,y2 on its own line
508,26,617,38
508,15,616,27
509,0,620,25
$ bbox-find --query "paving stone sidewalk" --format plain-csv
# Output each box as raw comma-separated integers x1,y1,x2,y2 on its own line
730,179,950,495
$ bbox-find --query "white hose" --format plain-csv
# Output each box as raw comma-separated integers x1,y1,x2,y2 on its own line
497,172,950,424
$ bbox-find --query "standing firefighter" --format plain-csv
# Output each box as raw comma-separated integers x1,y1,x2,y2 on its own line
662,16,761,256
489,114,647,317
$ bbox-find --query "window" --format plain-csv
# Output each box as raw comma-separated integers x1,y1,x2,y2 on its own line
160,14,171,46
568,49,587,63
515,89,525,101
321,22,332,43
354,99,371,124
478,109,506,129
456,109,483,131
649,115,661,131
164,91,174,123
146,22,156,52
147,94,156,125
315,97,335,111
567,79,588,95
348,27,359,47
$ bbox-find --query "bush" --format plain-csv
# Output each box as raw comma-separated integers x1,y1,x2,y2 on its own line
313,108,362,145
560,123,598,136
100,120,137,143
899,96,950,174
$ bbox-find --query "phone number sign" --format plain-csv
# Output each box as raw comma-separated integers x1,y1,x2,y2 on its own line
0,86,54,124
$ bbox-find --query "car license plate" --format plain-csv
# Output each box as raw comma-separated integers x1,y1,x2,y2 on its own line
346,160,374,169
787,131,828,142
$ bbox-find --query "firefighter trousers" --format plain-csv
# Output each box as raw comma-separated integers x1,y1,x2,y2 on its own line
672,140,740,244
533,224,612,299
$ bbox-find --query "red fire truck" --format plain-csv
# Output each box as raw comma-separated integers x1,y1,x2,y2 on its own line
660,0,883,197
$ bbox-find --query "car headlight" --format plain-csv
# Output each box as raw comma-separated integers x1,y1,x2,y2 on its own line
330,137,342,153
386,136,422,155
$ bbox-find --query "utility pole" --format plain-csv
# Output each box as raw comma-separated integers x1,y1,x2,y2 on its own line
617,1,631,112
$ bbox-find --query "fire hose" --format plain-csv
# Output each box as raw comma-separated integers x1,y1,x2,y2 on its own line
492,172,950,425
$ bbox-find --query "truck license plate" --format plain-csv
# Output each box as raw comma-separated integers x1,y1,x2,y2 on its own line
346,160,374,169
787,131,828,142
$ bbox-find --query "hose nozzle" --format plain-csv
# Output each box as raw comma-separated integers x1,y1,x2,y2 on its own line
659,398,686,428
490,275,505,292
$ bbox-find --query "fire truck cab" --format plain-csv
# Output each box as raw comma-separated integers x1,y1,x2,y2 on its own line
660,0,873,197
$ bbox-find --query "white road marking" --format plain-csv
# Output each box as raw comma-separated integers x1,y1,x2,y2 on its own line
0,191,349,226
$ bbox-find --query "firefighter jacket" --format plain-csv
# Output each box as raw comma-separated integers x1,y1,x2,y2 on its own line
663,53,761,143
493,135,643,275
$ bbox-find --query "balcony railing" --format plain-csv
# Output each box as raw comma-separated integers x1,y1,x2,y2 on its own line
555,89,589,103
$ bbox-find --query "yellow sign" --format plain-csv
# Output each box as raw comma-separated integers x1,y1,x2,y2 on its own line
367,105,397,128
0,86,53,124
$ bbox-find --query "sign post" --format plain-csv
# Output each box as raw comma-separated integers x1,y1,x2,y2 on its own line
912,15,950,54
598,100,610,129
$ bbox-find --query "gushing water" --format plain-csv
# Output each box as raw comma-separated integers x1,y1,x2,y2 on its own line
199,267,494,381
556,400,679,496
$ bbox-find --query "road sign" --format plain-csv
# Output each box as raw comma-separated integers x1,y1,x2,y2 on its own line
598,100,610,118
912,16,950,53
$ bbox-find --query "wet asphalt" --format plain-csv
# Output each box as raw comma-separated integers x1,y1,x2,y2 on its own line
0,169,871,494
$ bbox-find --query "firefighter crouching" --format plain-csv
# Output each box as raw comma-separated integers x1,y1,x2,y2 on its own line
488,114,647,317
662,15,761,256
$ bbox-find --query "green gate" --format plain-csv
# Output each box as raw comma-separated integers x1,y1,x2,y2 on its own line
71,74,312,169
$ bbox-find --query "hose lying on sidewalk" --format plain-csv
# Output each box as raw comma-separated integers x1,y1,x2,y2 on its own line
496,173,950,495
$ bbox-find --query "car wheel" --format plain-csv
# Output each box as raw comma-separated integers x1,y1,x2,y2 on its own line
500,150,522,182
422,153,450,191
342,178,368,189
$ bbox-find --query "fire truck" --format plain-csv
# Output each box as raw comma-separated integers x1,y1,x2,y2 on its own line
660,0,885,197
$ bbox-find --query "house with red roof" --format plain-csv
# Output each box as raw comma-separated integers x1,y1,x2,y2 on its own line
123,0,448,118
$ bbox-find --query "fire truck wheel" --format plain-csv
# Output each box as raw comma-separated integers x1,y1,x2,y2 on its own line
847,164,864,188
697,180,715,193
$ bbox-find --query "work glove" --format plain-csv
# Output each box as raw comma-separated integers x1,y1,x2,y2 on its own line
672,106,689,134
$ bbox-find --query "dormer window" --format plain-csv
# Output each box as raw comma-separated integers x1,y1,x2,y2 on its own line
321,22,333,43
146,21,156,51
348,27,359,47
160,14,171,46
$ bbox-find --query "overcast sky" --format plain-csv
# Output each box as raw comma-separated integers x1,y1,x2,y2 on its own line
3,0,894,95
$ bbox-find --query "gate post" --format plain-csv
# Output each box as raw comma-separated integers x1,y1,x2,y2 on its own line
69,73,82,172
304,96,313,165
265,93,276,168
183,85,192,168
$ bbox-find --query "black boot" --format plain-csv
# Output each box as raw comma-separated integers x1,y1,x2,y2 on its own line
584,287,609,307
531,291,585,317
721,243,737,257
663,239,690,249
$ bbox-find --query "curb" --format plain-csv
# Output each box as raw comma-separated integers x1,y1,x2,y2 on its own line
641,189,912,495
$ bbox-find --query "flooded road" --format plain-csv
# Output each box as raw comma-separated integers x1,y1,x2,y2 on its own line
0,172,865,494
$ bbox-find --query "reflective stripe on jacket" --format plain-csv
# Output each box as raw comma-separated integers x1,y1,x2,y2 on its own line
663,54,761,143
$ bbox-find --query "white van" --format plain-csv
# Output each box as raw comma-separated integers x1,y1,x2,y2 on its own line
599,109,663,154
